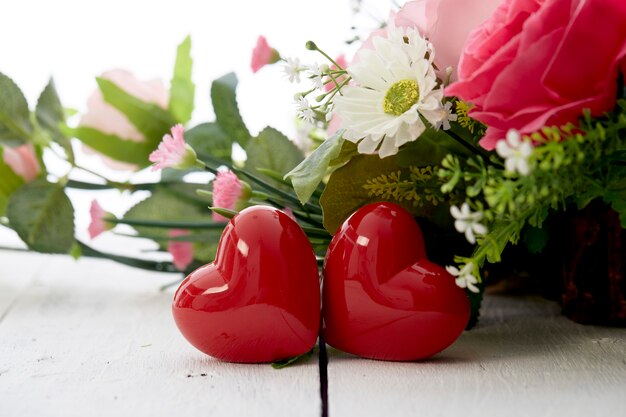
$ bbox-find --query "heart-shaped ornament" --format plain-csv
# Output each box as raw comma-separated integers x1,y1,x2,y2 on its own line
322,202,470,361
172,206,320,363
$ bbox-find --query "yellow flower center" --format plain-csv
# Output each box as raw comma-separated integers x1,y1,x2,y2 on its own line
383,79,420,116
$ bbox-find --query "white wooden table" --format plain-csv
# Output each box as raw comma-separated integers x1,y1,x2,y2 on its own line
2,251,626,417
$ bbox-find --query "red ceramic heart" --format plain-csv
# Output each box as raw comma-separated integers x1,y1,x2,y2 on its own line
172,206,320,363
322,202,470,361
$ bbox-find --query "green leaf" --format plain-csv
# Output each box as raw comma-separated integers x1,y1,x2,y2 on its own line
96,77,176,147
185,122,233,162
271,349,314,369
605,164,626,227
67,126,153,167
319,154,439,234
284,131,345,204
124,187,221,262
0,146,25,215
169,35,195,124
522,224,550,254
466,285,485,330
6,180,74,253
396,128,473,169
211,73,251,147
245,127,304,188
36,78,73,161
0,72,33,144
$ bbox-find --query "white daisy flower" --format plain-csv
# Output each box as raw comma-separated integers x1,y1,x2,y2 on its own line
283,57,304,83
496,129,533,176
446,262,480,293
296,97,316,124
450,203,487,244
333,26,445,158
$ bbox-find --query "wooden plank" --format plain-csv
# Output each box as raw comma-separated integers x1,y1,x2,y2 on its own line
0,253,320,417
0,249,46,321
326,294,626,417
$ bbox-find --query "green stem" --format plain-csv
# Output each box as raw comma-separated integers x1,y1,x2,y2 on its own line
113,232,220,242
77,241,180,273
443,128,495,164
0,243,181,274
107,217,226,230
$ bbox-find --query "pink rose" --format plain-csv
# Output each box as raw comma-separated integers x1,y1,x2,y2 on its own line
2,144,40,182
395,0,502,80
79,69,168,169
446,0,626,149
250,36,280,73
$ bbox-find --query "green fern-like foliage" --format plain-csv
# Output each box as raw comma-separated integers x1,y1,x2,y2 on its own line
363,166,445,207
439,100,626,282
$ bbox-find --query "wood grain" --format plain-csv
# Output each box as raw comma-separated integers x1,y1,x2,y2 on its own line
326,295,626,417
0,252,320,417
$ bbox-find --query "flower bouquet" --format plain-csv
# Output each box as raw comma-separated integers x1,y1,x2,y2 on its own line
1,0,626,364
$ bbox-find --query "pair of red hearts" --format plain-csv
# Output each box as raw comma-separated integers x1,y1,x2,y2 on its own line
172,202,470,363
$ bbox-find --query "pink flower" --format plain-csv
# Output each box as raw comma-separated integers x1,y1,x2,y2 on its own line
323,55,348,92
446,0,626,150
2,144,40,182
395,0,502,80
79,69,168,170
168,229,194,271
212,170,245,222
88,200,113,239
149,124,197,171
251,36,280,73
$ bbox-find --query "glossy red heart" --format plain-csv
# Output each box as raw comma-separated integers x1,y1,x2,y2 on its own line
172,206,320,363
322,202,470,361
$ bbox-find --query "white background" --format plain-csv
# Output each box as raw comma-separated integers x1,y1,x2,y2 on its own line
0,0,393,254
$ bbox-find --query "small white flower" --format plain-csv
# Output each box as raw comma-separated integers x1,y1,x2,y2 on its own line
283,57,304,83
296,97,316,124
450,203,487,244
432,101,457,130
496,129,533,176
308,63,326,90
446,262,480,293
333,26,445,158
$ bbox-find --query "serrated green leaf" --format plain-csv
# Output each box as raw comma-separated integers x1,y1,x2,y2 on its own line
169,35,195,124
124,187,221,262
67,125,154,167
320,154,439,234
36,78,74,161
0,72,33,144
185,122,233,162
285,131,345,205
7,180,74,253
0,146,25,215
211,73,251,146
245,127,304,189
96,77,176,147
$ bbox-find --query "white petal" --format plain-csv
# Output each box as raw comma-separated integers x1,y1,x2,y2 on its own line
378,136,399,158
465,228,476,244
455,277,468,289
445,265,460,276
467,281,480,293
357,136,381,154
450,205,462,219
473,223,488,236
454,219,468,233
